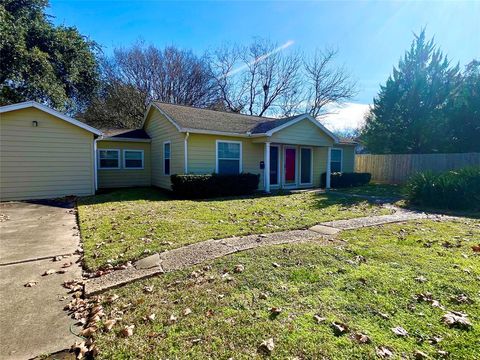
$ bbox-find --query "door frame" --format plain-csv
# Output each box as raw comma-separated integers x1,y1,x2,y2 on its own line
282,145,298,188
299,146,314,186
269,144,281,188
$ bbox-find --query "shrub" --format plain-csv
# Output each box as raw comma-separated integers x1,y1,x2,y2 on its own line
171,173,260,199
405,167,480,210
321,172,372,188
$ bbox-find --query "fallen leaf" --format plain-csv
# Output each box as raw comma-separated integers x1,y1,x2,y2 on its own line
313,314,326,323
415,276,428,283
143,285,154,293
391,326,408,337
71,341,88,359
259,292,269,300
42,269,56,276
352,332,370,344
191,338,202,344
147,313,156,322
272,262,281,268
121,324,134,337
62,262,73,268
376,346,394,358
451,293,471,304
24,281,38,287
106,294,119,303
234,264,245,273
414,350,428,359
258,337,275,354
169,314,178,324
269,307,282,316
183,308,192,316
80,326,97,337
471,244,480,252
441,311,472,329
103,319,116,332
331,321,349,336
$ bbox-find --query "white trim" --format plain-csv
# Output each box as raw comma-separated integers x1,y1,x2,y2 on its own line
299,146,314,185
184,133,189,174
265,114,339,142
97,149,120,169
123,149,144,170
142,103,182,131
215,140,243,174
330,147,343,173
282,145,298,187
269,144,281,187
0,101,102,135
163,141,171,176
101,137,151,143
181,128,265,138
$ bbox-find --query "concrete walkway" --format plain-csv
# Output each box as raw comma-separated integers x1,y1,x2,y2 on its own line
84,206,451,296
0,201,83,360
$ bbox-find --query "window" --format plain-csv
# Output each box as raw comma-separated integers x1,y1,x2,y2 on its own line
123,150,144,169
330,148,343,173
216,140,242,174
163,142,171,175
269,145,279,185
98,149,120,169
300,147,312,184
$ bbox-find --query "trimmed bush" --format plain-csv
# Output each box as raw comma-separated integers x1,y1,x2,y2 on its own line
171,173,260,199
321,172,372,188
405,167,480,210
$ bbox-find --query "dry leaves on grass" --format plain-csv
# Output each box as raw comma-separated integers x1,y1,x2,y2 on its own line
313,314,327,323
258,337,275,355
471,244,480,252
441,311,472,329
351,332,370,344
103,319,116,332
269,307,282,316
331,321,349,336
391,326,408,337
143,285,154,293
121,324,135,337
183,308,192,316
376,346,394,358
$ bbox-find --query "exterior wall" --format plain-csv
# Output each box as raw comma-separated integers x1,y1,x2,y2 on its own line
96,140,151,188
335,145,355,172
0,108,94,201
187,133,265,189
266,119,335,147
143,109,184,190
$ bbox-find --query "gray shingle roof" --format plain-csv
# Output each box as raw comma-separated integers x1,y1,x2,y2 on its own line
154,102,298,135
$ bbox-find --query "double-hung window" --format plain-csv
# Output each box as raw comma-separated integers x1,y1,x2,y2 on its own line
123,150,144,169
330,148,343,173
163,141,171,175
216,141,242,175
98,149,120,169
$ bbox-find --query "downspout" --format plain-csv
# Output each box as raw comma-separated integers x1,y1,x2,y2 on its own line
184,132,190,174
93,136,101,192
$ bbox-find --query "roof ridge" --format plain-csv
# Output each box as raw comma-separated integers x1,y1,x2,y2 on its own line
153,101,297,122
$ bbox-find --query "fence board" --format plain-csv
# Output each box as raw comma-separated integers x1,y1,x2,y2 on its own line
355,153,480,184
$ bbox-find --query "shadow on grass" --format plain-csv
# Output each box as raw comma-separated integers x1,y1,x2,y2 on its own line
400,201,480,219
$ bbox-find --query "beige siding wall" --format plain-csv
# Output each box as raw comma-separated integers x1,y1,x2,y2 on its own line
336,145,355,172
97,141,151,188
187,133,265,188
143,108,185,190
267,119,335,146
0,108,94,201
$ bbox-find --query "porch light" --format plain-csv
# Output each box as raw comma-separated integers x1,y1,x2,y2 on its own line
32,121,38,127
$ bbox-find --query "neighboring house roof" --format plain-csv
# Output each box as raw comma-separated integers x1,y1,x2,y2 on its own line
146,102,341,142
337,137,358,146
0,101,102,135
102,128,151,139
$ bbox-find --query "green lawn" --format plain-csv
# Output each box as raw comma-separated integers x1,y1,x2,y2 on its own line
332,183,406,199
77,188,391,271
92,219,480,359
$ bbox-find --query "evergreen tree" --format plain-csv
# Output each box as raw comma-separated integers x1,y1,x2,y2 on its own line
361,30,462,154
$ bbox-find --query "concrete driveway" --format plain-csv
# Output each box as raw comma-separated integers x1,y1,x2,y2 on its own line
0,201,82,360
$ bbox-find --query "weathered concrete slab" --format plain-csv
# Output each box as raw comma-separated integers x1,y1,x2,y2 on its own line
320,211,429,230
309,225,341,235
134,253,161,269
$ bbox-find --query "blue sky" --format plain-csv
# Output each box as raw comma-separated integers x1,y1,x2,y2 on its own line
49,0,479,129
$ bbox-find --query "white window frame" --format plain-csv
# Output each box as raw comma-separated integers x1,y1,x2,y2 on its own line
215,140,242,174
97,149,120,169
330,147,343,173
163,141,171,176
270,144,281,187
299,146,314,185
123,150,144,170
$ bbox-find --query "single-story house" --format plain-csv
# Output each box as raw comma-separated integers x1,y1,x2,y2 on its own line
0,101,356,201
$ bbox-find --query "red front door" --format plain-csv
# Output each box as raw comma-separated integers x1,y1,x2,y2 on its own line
285,148,296,184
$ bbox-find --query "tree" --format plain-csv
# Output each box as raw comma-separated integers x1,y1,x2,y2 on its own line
304,48,357,118
360,30,462,154
0,0,99,112
81,43,217,128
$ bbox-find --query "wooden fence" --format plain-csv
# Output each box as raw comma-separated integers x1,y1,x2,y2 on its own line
355,153,480,184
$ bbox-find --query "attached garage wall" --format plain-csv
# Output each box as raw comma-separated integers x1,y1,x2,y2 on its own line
0,108,95,201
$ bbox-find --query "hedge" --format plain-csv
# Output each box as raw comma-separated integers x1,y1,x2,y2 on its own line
171,173,260,199
405,167,480,210
321,172,372,188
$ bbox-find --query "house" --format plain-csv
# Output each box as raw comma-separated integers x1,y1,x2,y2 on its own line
0,101,356,201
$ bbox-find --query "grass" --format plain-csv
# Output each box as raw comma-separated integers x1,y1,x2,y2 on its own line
92,219,480,359
77,187,391,271
332,183,406,198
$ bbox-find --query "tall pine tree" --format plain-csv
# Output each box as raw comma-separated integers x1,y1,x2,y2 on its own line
361,30,462,154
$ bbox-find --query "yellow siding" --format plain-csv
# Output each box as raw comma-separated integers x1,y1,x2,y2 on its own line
97,141,151,188
187,134,265,188
0,108,94,201
144,108,184,190
266,119,335,146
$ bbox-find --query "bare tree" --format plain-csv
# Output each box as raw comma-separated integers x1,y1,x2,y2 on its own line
304,48,357,118
210,39,302,117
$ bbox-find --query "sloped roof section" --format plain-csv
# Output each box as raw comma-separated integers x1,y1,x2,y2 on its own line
0,101,102,135
102,128,150,139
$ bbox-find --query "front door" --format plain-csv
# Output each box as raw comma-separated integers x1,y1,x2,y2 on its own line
284,147,296,186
